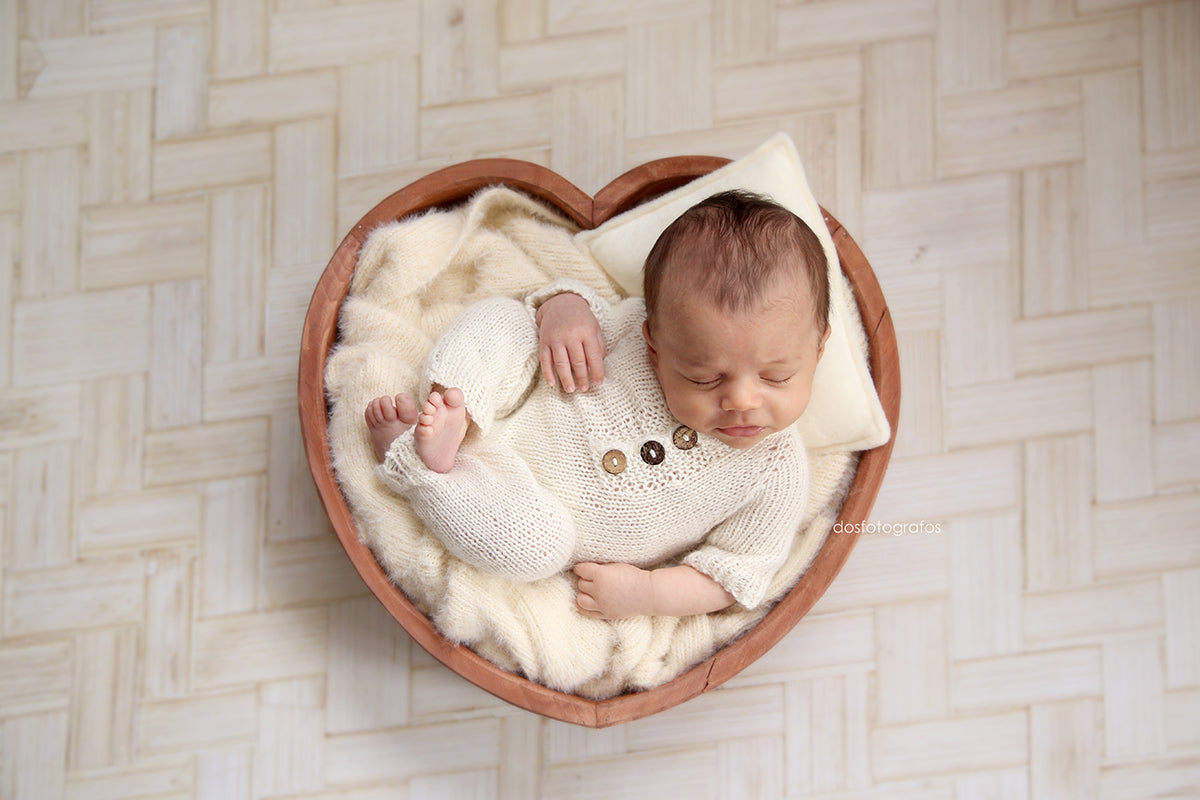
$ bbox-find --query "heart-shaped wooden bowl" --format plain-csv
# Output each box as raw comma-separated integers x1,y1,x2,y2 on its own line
299,156,900,728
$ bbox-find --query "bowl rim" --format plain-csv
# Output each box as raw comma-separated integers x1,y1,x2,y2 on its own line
298,156,900,728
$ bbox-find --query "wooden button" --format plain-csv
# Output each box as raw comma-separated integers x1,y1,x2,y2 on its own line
640,440,665,465
602,449,627,475
672,426,698,450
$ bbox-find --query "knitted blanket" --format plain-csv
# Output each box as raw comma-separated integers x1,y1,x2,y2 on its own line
325,187,858,698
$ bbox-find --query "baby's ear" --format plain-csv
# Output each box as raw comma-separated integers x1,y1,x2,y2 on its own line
817,324,831,359
642,320,659,363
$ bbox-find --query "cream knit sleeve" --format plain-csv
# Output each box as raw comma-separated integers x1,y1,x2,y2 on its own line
682,438,810,610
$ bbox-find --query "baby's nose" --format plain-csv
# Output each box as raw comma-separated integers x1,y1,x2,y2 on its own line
720,378,761,411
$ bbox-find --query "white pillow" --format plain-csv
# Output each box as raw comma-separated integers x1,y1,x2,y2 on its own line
576,133,890,454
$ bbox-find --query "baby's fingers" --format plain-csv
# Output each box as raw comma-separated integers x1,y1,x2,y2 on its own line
583,336,605,387
539,343,577,391
539,344,558,388
566,341,593,392
552,343,578,392
575,590,605,618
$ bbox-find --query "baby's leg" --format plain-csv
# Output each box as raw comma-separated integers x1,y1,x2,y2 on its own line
365,393,420,462
414,387,469,474
378,438,576,582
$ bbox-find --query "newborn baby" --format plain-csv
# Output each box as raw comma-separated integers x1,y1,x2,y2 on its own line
365,190,830,619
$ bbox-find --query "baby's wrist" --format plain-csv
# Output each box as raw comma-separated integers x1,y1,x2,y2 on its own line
536,292,588,331
644,565,735,617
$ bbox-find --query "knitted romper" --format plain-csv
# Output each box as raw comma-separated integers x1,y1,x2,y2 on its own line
377,281,810,610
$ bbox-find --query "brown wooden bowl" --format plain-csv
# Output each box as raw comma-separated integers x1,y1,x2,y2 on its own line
299,156,900,728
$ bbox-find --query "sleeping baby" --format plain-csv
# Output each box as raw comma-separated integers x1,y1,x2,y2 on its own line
364,190,830,620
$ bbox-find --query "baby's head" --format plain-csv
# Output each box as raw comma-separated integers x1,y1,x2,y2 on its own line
642,190,831,449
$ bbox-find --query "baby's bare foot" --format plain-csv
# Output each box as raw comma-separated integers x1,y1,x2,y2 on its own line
415,388,468,474
365,393,419,462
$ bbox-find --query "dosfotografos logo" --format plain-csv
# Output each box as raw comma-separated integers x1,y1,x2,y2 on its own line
832,519,943,537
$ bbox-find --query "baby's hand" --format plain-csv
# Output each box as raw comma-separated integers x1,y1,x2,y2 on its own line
573,562,653,620
536,292,605,393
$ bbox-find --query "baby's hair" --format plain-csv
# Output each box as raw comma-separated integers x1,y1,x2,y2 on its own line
643,189,830,337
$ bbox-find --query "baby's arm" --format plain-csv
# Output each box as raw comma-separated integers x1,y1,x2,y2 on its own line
535,291,606,393
573,562,735,619
575,437,809,620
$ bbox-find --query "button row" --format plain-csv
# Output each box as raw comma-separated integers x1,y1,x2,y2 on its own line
602,426,697,475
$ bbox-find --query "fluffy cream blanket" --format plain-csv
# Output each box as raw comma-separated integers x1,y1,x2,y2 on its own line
325,187,858,698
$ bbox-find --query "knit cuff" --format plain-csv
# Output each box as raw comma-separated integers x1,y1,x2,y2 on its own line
681,550,772,611
525,279,608,324
420,360,498,434
377,428,438,494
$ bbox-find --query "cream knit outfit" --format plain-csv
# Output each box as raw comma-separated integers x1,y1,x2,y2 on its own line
378,280,809,610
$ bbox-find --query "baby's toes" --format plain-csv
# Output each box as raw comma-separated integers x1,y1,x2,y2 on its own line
365,397,384,426
443,387,466,408
395,393,419,424
424,391,444,416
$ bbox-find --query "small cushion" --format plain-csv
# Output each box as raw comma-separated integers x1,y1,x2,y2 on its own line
576,133,890,454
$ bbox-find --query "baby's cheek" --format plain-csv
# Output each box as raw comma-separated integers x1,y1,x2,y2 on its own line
660,385,690,419
672,395,708,427
791,384,815,419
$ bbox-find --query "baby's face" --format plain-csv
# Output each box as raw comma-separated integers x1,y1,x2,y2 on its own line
644,280,828,450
